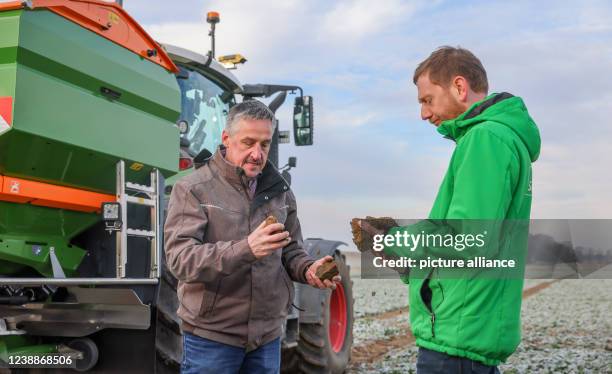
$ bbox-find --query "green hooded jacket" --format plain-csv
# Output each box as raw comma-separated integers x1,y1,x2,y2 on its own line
384,93,541,365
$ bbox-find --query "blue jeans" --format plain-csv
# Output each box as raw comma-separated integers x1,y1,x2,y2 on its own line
181,332,280,374
417,347,500,374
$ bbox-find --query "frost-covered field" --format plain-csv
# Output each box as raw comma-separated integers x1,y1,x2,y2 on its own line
352,278,550,318
351,278,548,348
353,310,409,347
352,278,409,317
349,279,612,373
499,279,612,373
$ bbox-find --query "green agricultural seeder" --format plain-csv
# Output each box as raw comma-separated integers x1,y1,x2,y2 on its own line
0,1,353,372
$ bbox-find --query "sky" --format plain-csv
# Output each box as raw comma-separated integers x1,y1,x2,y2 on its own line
99,1,612,248
116,0,612,247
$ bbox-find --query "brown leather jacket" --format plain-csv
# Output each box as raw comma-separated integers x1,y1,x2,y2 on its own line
164,149,314,351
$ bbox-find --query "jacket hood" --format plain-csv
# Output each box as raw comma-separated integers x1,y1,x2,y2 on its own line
438,93,541,162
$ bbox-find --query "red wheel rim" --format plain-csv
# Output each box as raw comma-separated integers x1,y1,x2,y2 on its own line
328,281,347,353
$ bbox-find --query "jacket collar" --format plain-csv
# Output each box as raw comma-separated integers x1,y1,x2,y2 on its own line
437,92,514,141
209,146,252,189
251,162,290,210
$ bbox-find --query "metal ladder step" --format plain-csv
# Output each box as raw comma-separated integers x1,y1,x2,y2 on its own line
126,196,155,207
126,228,156,238
125,182,155,194
115,160,163,279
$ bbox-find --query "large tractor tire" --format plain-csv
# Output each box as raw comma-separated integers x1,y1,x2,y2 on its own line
295,251,354,373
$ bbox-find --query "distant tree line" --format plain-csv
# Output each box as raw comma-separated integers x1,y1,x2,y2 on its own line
527,234,612,264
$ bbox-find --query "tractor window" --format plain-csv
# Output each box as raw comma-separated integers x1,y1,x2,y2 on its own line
177,68,233,157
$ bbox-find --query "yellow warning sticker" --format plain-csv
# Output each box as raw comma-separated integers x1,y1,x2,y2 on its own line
130,163,144,171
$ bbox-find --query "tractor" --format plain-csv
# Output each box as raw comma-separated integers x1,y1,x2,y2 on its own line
0,1,353,372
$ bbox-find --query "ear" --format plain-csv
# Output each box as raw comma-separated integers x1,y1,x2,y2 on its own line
451,76,469,102
221,129,230,147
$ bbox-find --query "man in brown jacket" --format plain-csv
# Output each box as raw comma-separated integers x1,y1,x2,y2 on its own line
164,100,338,374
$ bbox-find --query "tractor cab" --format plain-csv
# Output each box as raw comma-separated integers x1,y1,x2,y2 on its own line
163,42,314,185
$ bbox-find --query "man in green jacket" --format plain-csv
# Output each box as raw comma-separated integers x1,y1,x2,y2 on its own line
366,46,541,373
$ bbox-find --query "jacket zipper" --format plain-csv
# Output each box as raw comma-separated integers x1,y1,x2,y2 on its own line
430,313,436,338
420,269,436,338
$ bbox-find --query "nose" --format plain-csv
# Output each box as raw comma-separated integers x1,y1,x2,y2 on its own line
421,105,432,121
250,144,263,161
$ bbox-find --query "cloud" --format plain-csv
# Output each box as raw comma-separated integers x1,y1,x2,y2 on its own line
146,22,208,55
123,0,204,24
317,0,423,44
532,140,612,219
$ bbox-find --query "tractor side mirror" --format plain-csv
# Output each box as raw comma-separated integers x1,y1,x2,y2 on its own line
293,96,313,146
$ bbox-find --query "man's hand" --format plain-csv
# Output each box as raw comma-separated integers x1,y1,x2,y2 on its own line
351,218,410,276
247,219,290,259
305,256,341,289
350,216,397,252
358,219,385,236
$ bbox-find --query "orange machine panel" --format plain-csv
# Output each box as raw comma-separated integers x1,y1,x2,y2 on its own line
0,1,23,11
2,0,179,73
0,175,116,213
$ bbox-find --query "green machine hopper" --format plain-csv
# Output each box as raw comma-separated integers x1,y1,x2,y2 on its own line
0,0,181,278
0,1,182,368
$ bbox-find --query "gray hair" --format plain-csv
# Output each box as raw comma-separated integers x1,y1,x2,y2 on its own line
225,100,275,135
